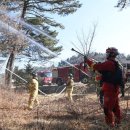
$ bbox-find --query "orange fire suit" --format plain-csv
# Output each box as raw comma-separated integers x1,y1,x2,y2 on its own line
28,78,39,109
86,58,122,126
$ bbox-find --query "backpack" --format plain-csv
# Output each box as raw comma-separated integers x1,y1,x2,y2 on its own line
101,60,124,86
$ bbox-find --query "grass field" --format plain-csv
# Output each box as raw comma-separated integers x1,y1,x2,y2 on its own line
0,83,130,130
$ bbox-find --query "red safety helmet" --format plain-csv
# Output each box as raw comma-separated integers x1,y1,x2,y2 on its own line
106,47,119,57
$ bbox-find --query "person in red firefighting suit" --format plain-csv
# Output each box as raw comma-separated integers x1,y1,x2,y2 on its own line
84,47,122,127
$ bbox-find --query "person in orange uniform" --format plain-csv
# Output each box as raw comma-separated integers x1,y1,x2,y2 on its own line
84,47,122,127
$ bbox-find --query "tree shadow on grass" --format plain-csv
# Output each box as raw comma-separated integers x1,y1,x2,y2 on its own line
23,120,76,130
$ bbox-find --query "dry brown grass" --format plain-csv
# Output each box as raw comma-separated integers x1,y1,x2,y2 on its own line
0,84,130,130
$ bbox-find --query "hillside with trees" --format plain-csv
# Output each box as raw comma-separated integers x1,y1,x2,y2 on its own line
58,52,128,67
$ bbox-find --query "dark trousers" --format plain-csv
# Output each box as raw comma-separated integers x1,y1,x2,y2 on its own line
99,90,104,105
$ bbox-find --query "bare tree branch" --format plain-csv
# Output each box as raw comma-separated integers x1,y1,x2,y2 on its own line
81,29,90,54
86,23,97,57
76,32,86,55
72,23,97,57
71,41,83,54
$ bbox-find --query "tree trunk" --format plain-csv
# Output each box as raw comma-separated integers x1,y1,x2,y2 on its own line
21,0,28,19
4,0,27,87
5,48,15,87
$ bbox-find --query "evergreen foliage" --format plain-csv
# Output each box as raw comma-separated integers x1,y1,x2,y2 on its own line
1,0,81,58
116,0,130,9
13,62,35,86
0,0,81,86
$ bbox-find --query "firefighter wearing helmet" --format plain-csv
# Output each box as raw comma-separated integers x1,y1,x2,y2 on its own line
84,47,122,128
28,72,39,110
66,73,74,102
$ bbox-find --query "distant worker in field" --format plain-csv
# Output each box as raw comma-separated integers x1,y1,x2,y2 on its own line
28,73,39,110
95,71,104,107
66,73,74,102
120,67,128,97
84,47,123,128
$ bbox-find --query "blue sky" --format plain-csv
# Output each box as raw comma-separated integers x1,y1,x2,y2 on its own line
54,0,130,61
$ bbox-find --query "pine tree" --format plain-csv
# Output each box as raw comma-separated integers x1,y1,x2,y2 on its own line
0,0,81,87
